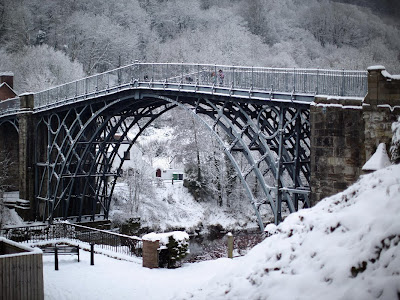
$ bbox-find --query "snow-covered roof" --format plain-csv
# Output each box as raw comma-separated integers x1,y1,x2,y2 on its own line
362,143,391,171
367,65,385,71
0,237,42,256
0,72,14,76
381,70,400,80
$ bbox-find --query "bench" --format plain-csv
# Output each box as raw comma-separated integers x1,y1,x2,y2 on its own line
40,244,80,270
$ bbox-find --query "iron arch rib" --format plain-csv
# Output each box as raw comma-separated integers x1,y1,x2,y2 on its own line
34,89,310,230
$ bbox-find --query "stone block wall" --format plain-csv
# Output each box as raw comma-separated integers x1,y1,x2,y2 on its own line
310,98,364,205
310,66,400,205
363,66,400,160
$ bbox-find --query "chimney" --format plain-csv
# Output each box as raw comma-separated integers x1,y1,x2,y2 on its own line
0,72,14,89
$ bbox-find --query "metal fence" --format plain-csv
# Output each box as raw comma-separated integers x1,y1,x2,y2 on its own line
0,223,142,257
0,97,20,117
34,63,368,109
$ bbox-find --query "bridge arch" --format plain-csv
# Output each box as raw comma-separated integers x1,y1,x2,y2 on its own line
34,89,310,230
0,118,19,192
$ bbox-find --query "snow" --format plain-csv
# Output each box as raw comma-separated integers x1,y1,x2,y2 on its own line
381,70,400,80
362,143,391,171
377,104,400,112
143,231,189,245
325,95,364,101
0,208,24,227
33,164,400,300
180,164,400,299
311,102,363,110
367,65,386,71
0,71,14,76
111,180,260,232
41,247,235,300
0,237,42,255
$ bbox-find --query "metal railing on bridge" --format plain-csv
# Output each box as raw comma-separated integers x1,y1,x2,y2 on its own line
33,63,367,110
0,223,142,257
0,97,20,117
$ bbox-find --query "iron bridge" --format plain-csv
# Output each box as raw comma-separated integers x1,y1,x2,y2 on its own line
0,63,367,230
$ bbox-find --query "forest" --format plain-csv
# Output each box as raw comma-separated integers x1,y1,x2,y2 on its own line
0,0,399,93
0,0,399,228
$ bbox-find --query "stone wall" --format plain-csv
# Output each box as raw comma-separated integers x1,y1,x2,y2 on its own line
363,66,400,160
310,66,400,205
310,98,364,205
17,94,35,220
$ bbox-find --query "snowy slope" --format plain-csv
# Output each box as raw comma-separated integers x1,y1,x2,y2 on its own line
111,180,259,233
179,164,400,300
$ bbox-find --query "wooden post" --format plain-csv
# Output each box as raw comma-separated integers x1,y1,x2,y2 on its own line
54,246,59,270
227,232,233,259
90,243,94,265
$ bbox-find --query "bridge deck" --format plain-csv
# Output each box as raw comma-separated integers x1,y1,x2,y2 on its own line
0,63,367,117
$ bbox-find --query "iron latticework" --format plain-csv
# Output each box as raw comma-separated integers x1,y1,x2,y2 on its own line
33,90,310,230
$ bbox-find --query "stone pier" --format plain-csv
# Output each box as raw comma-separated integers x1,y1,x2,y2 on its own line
310,66,400,204
17,93,36,220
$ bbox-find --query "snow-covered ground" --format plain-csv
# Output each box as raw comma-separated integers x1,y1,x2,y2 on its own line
42,247,236,300
40,164,400,300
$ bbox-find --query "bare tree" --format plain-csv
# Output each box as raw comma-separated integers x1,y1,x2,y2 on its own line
0,152,14,227
122,164,153,215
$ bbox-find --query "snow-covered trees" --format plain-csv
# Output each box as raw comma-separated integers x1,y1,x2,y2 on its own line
2,0,400,79
391,117,400,164
0,151,14,227
0,45,85,93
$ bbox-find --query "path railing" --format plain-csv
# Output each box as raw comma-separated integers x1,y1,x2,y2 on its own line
0,223,142,257
33,63,367,110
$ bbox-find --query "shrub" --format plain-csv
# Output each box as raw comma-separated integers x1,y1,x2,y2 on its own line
143,231,189,268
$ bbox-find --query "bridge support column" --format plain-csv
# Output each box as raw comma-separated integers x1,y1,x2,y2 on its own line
310,66,400,205
16,93,35,220
309,97,364,205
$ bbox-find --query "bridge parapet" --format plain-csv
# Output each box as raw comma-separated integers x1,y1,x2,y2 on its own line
33,63,367,112
0,97,20,117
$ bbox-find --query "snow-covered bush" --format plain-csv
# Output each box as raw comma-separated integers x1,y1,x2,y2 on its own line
143,231,189,268
391,116,400,164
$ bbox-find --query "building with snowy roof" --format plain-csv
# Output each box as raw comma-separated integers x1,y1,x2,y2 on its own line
0,73,17,101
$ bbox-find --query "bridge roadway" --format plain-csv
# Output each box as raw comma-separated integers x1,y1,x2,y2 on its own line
0,63,367,230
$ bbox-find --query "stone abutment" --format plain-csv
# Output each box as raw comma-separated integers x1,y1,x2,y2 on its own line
310,66,400,205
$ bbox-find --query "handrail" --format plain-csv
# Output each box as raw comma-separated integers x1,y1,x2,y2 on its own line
0,63,368,115
0,97,20,117
0,223,142,257
33,63,368,110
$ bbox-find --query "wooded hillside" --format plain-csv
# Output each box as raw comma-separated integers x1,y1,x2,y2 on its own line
0,0,399,93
